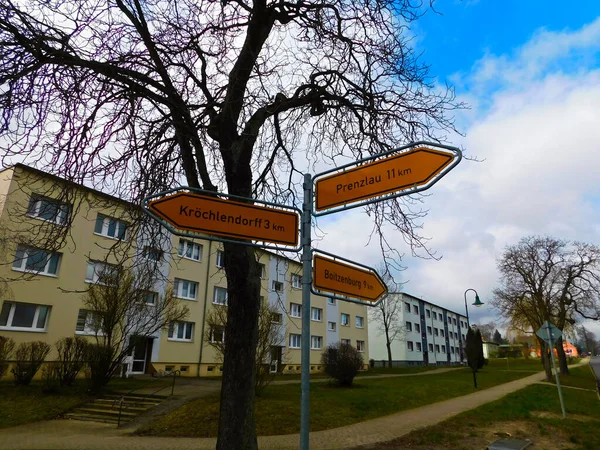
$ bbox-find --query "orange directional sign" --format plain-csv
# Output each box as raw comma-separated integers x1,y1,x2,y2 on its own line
315,147,456,211
148,192,299,246
312,254,387,303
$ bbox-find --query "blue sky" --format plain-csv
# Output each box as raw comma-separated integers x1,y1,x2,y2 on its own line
316,3,600,353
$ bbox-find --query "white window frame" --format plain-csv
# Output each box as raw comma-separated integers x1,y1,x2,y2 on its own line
209,326,225,343
341,313,350,326
405,302,411,312
356,340,365,352
356,316,364,328
259,263,266,279
407,341,414,351
291,274,302,289
144,291,158,306
413,305,419,315
310,335,323,350
174,278,198,301
310,307,322,322
441,329,445,337
26,195,70,225
327,321,336,331
289,333,301,349
327,298,336,305
442,345,446,353
213,286,228,305
168,321,194,342
271,312,283,323
272,280,284,292
429,343,434,352
415,323,420,333
216,250,225,268
94,213,128,240
178,239,202,261
143,246,163,262
0,301,50,332
435,344,440,353
12,245,61,277
341,338,351,345
416,342,422,352
290,303,301,318
85,260,118,284
405,321,412,332
75,309,102,335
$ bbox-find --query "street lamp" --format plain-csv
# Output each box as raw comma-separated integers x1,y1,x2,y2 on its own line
464,288,484,328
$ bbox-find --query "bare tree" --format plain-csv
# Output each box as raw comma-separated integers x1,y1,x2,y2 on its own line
0,1,461,447
475,322,496,342
81,264,189,389
492,236,600,379
369,292,406,367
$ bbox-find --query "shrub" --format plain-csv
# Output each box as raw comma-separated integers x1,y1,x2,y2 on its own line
41,362,60,394
12,341,51,385
321,342,363,387
0,336,16,378
55,336,88,386
86,344,114,392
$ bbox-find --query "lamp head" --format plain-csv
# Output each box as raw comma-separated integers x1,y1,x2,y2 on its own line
472,294,484,307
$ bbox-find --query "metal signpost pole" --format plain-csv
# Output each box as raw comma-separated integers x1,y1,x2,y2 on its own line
300,173,313,450
546,322,567,418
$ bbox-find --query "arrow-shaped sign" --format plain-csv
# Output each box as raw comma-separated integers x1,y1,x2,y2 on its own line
312,253,387,304
315,147,456,212
147,191,299,246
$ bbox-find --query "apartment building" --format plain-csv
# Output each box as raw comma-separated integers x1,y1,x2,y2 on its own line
0,164,369,378
369,293,468,366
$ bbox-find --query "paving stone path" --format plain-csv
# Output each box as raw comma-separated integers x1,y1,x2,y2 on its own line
0,361,589,450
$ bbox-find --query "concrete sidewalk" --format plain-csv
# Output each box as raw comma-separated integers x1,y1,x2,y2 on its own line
0,361,589,450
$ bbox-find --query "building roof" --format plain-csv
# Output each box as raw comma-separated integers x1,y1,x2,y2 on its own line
393,292,468,319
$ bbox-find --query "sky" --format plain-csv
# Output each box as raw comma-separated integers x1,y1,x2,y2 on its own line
311,1,600,349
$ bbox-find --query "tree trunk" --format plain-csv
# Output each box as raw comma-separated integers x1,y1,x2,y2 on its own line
216,242,261,450
386,339,393,368
538,337,553,381
472,369,477,388
556,337,569,375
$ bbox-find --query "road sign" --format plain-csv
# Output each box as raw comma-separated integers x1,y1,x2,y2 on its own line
536,321,563,345
312,253,387,303
147,191,299,246
315,146,456,212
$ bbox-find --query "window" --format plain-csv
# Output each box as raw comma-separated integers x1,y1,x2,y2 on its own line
428,343,434,352
94,213,128,240
356,316,364,328
450,346,454,354
327,298,336,305
407,341,414,351
328,321,336,331
290,303,301,318
143,246,163,262
85,261,118,284
405,321,412,332
178,239,202,261
440,330,445,338
311,335,323,350
453,318,457,326
405,302,411,312
427,326,432,335
259,263,266,279
289,333,301,348
272,280,284,292
27,195,69,225
144,291,158,305
426,309,431,318
13,245,61,276
341,338,351,345
462,334,466,341
415,323,420,333
341,313,350,326
1,302,50,331
442,345,446,353
291,274,302,289
271,313,283,323
432,312,437,320
168,321,194,341
212,286,227,305
435,344,440,353
174,278,198,300
435,328,440,336
210,326,225,343
413,305,419,314
356,340,365,352
75,309,102,335
311,307,322,322
416,342,422,352
216,250,225,268
455,332,459,340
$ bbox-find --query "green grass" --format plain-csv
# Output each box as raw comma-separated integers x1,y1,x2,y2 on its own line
380,366,600,450
544,365,599,390
137,366,534,437
269,365,442,381
486,357,546,371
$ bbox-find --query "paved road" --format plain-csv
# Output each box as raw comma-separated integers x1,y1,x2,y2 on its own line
590,356,600,386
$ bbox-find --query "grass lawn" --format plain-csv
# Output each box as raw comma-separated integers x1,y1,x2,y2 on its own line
136,366,535,438
543,365,598,391
354,364,600,450
268,365,442,381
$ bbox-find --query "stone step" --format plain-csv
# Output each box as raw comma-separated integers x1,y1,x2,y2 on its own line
76,407,138,417
103,392,169,400
94,398,161,408
87,402,152,413
64,413,120,424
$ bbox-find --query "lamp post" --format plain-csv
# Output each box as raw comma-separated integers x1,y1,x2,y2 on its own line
464,288,484,329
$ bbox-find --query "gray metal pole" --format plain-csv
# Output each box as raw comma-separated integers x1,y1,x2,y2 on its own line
300,173,313,450
547,323,567,418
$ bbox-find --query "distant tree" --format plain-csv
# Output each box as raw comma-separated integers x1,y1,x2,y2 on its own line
466,327,483,388
492,236,600,379
492,329,503,345
576,326,599,355
476,322,496,342
369,292,406,367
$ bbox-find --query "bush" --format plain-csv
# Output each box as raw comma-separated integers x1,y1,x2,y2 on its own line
86,344,114,392
0,336,16,378
321,342,363,387
12,341,51,385
41,362,60,394
55,336,88,386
